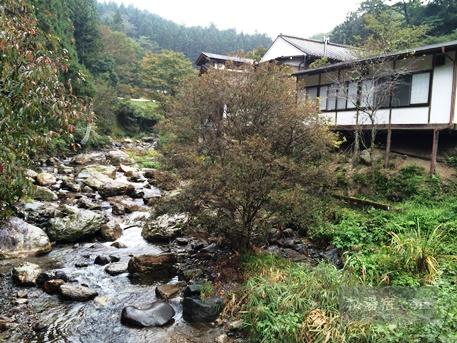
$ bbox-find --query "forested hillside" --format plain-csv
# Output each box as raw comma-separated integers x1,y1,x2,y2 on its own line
96,2,272,61
331,0,457,47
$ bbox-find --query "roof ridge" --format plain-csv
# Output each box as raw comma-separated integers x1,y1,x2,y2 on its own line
279,34,356,49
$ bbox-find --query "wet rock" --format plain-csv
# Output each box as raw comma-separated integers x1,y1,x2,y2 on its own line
58,165,74,175
16,290,28,298
134,187,161,200
36,172,57,186
94,255,110,265
43,279,65,294
175,237,189,246
60,284,98,301
119,164,137,176
36,271,54,287
229,319,243,331
0,217,52,259
121,302,175,327
142,213,188,243
100,220,122,241
54,270,69,282
155,283,184,299
75,261,90,268
183,296,224,323
127,253,177,275
77,196,101,210
108,196,147,215
62,178,81,192
201,243,218,254
48,205,105,242
109,255,120,262
12,262,42,286
107,150,131,165
183,284,202,298
72,152,106,165
14,298,28,305
33,185,58,201
99,180,135,197
104,262,128,276
321,245,343,267
111,241,127,249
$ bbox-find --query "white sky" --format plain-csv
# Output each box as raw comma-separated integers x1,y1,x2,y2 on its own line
100,0,362,39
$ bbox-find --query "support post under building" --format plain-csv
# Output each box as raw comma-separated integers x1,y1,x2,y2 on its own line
430,129,440,175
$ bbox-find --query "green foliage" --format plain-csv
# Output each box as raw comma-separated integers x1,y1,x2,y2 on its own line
162,64,336,250
116,100,162,135
127,148,161,169
331,0,456,48
97,2,271,62
140,50,196,96
200,281,214,300
0,0,86,217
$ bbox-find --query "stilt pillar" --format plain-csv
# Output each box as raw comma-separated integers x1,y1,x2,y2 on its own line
384,128,392,168
430,129,440,175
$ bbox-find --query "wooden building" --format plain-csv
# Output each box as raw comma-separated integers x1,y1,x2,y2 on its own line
260,34,357,71
195,52,254,74
294,40,457,173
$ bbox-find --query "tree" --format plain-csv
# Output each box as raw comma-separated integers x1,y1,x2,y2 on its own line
161,64,336,250
0,0,86,218
140,50,196,96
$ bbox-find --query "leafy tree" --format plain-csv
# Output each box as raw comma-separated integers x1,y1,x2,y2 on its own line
140,50,196,96
0,0,86,218
161,64,336,250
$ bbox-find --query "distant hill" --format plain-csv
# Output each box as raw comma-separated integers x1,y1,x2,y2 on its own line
97,2,272,62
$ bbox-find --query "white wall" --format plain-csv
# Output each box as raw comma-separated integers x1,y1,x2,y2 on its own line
430,51,455,124
391,107,429,124
260,37,304,63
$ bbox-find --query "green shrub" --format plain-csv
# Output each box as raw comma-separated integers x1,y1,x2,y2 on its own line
116,99,163,135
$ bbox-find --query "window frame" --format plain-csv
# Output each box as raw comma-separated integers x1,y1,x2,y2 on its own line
303,69,432,112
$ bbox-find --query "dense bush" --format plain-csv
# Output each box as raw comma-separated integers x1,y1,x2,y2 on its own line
161,64,336,250
116,99,163,135
0,0,86,218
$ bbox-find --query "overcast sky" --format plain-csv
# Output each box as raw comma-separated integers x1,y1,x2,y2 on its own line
100,0,362,39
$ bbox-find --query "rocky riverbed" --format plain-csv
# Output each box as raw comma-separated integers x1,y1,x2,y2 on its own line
0,137,342,343
0,139,231,343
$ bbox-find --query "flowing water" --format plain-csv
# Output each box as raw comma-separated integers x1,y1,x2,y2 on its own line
0,225,224,343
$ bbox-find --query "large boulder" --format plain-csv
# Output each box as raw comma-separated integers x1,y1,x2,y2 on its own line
100,220,122,241
99,180,135,197
12,262,42,286
32,186,58,201
121,302,175,327
78,170,114,190
78,165,117,179
48,206,105,242
0,217,52,259
128,253,176,275
105,262,128,276
36,172,57,186
107,150,131,166
182,296,224,323
72,152,106,165
60,284,98,301
142,213,188,243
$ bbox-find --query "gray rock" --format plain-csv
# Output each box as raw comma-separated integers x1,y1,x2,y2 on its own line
94,255,110,265
100,220,122,241
12,262,42,286
183,296,224,322
36,172,57,186
72,152,106,165
0,217,52,259
48,205,105,242
25,169,38,179
121,302,175,327
183,284,202,298
60,284,98,301
107,150,131,166
105,262,128,276
43,279,65,294
111,241,127,249
99,180,135,197
108,196,147,215
33,186,58,201
142,213,188,243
